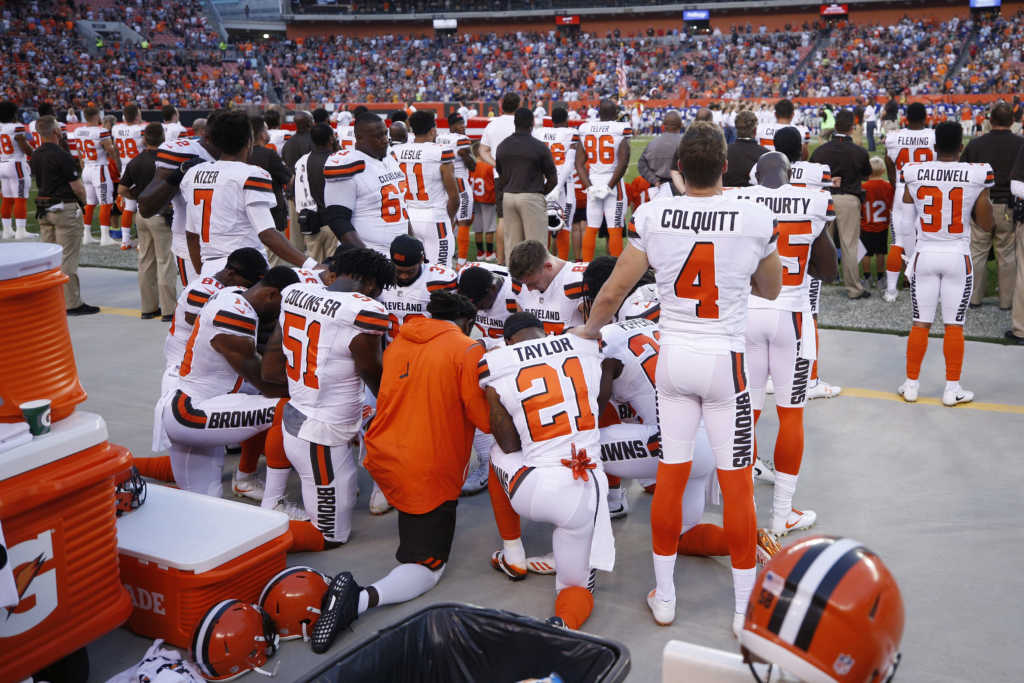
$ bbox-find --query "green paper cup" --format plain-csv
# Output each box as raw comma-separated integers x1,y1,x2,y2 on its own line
19,399,52,436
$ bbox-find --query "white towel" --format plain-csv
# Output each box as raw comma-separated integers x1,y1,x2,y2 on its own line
799,310,817,361
152,389,174,453
588,468,616,572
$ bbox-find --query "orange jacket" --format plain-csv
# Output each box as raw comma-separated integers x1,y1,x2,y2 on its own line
365,317,490,514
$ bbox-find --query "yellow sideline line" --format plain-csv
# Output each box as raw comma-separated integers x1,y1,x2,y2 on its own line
94,306,1024,415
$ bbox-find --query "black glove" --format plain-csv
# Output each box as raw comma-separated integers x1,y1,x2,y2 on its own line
1013,197,1024,225
166,157,204,187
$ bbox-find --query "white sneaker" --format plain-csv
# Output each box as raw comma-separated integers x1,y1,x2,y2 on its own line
897,379,919,403
764,376,774,394
15,229,34,240
942,384,974,407
1,228,13,240
646,589,676,626
882,290,898,303
460,459,489,496
772,508,817,537
369,482,392,515
100,235,118,247
272,497,310,521
82,228,98,244
526,552,556,575
732,612,745,640
232,470,265,501
756,528,782,568
752,457,775,484
807,380,841,400
608,487,629,519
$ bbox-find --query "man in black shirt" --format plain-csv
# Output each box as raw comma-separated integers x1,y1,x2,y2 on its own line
495,108,557,255
119,122,176,321
30,116,96,315
723,110,768,188
811,109,873,299
249,116,292,238
960,102,1022,310
281,111,313,254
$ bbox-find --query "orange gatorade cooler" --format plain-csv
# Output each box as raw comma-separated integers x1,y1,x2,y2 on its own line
0,411,133,682
0,243,87,424
117,485,292,648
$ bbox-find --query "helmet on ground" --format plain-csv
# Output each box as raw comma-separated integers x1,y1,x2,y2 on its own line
191,599,278,680
115,466,147,516
259,565,329,641
740,535,904,683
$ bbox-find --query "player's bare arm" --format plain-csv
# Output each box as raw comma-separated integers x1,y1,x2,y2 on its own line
596,357,623,413
750,251,783,300
972,187,995,232
260,324,288,387
574,142,591,189
102,136,120,173
210,333,288,398
576,243,649,338
609,138,631,189
259,228,314,267
350,333,384,397
15,130,32,157
69,178,86,205
478,143,496,167
807,231,838,282
485,386,522,454
441,162,460,225
885,155,897,186
459,146,476,173
187,231,202,275
138,167,177,218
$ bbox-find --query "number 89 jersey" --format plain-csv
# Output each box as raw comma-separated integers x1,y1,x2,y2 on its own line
600,318,659,426
280,283,389,432
479,333,603,467
724,184,833,312
627,195,776,353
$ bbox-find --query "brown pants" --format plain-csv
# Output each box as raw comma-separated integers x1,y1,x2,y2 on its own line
136,213,178,315
969,204,1016,308
832,194,865,297
502,192,547,257
305,227,339,264
38,204,83,309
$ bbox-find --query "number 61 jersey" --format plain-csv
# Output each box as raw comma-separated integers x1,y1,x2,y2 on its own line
478,333,602,467
627,195,776,353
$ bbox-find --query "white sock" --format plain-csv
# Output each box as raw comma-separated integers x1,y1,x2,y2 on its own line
472,431,494,466
772,472,798,524
357,589,370,615
15,218,26,235
261,467,290,509
502,537,526,568
885,270,899,293
732,566,757,616
652,552,677,602
102,225,113,240
945,380,960,392
370,563,443,608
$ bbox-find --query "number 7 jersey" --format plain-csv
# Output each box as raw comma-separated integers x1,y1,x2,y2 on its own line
479,333,603,467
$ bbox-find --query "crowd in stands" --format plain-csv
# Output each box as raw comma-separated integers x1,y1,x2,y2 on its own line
80,0,221,47
956,13,1024,94
291,0,705,13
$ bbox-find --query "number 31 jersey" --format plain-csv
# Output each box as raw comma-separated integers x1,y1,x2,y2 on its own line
627,195,776,353
901,161,993,255
479,333,602,467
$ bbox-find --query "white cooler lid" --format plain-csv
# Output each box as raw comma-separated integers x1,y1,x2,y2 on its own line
0,411,108,481
117,485,289,574
0,242,62,281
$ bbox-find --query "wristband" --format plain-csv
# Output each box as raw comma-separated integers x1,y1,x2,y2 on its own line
302,257,318,270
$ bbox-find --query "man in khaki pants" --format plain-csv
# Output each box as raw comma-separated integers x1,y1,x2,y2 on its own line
29,116,98,315
1007,148,1024,344
119,122,177,321
495,108,558,258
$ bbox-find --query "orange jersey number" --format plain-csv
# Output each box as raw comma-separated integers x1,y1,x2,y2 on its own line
0,134,13,155
282,311,322,389
775,220,813,287
549,142,566,165
516,356,596,442
115,137,139,159
380,184,404,223
894,147,933,171
399,162,429,202
627,330,660,387
916,185,964,233
192,188,214,242
582,134,615,165
673,242,719,319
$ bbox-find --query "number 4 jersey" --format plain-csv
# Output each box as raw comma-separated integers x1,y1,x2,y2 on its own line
479,333,603,467
627,195,776,353
901,161,994,255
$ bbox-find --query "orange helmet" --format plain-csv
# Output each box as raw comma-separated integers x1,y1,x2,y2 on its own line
191,599,278,681
258,566,329,641
741,536,904,683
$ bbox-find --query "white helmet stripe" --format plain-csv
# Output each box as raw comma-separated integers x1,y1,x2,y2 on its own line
776,538,862,646
193,599,237,678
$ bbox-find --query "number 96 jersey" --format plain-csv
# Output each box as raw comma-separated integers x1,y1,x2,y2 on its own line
478,333,602,467
280,284,389,433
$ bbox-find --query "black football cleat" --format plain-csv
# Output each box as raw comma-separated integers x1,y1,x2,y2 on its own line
310,571,360,654
545,616,567,629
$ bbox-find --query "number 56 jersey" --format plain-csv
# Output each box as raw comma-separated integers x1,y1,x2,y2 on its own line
478,333,602,467
627,195,776,353
280,283,389,436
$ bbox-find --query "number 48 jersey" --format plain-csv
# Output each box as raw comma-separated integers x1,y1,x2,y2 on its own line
901,161,993,255
478,333,603,467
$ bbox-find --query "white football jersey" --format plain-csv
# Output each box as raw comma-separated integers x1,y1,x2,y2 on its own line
266,129,291,154
616,283,660,322
724,184,834,311
180,160,276,262
392,141,454,215
515,261,588,335
279,284,389,440
155,138,217,257
164,276,233,371
111,122,146,162
177,288,258,402
628,195,777,353
28,119,64,148
377,263,457,342
533,127,580,186
788,161,832,189
0,122,29,162
322,149,409,255
459,261,519,347
600,318,660,426
885,128,936,195
163,121,187,142
292,268,326,286
756,122,810,150
479,333,603,468
435,132,472,178
577,120,632,179
902,161,994,255
337,125,355,151
70,125,111,166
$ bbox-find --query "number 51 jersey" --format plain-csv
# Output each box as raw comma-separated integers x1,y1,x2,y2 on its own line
627,195,776,353
478,333,602,467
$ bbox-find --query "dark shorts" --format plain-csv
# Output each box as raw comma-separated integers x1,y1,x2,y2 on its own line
860,230,888,256
396,499,458,569
572,205,587,225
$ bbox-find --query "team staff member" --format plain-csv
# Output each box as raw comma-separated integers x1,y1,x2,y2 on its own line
495,108,558,256
961,102,1023,310
479,93,521,264
811,109,873,299
248,116,292,241
1009,142,1024,343
281,111,314,255
309,291,490,654
292,124,340,264
118,122,177,321
637,111,684,199
723,111,768,188
30,116,98,315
